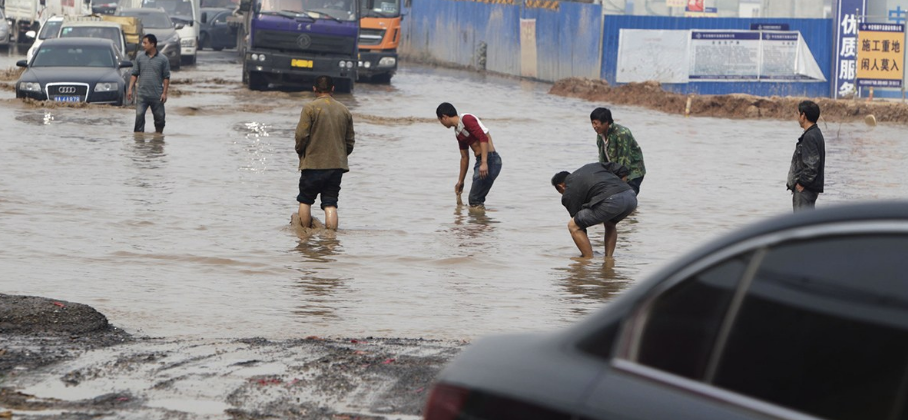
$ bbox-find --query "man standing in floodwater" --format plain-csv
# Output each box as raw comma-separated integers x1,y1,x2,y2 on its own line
787,100,825,211
436,102,503,208
294,75,355,230
127,34,170,134
591,107,646,195
552,162,638,258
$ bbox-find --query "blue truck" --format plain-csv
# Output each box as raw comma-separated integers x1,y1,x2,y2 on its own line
235,0,359,92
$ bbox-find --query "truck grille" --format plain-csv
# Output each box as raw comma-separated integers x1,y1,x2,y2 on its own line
253,30,356,55
359,28,385,46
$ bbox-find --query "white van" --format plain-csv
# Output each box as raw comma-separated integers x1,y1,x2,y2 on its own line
117,0,198,64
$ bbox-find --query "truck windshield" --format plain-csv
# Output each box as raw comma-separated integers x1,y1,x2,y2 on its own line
260,0,357,22
360,0,399,18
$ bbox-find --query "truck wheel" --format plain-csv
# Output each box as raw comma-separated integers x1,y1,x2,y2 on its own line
334,78,354,94
370,74,392,84
247,71,266,90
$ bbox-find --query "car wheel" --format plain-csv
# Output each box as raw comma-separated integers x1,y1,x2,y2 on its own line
199,32,208,50
172,59,181,70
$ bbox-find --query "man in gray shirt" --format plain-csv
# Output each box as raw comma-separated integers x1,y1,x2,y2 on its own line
127,34,171,134
552,162,638,258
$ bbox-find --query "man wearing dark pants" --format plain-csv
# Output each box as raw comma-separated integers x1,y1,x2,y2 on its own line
787,100,825,211
295,75,355,230
127,34,170,134
552,162,638,258
436,102,502,208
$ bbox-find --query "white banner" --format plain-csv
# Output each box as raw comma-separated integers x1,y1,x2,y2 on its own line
616,29,690,83
615,29,826,83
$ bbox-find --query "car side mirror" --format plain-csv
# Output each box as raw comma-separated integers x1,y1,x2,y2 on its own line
119,60,133,68
16,60,28,67
175,23,185,29
25,30,36,38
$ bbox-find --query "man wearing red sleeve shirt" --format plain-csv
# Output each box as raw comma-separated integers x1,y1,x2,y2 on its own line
436,102,503,208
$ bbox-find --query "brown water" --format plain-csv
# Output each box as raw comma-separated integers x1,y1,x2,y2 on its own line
1,48,906,340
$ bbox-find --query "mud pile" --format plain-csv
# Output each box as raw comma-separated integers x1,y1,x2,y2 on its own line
550,78,908,125
0,294,463,419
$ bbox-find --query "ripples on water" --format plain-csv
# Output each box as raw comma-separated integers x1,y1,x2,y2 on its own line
1,51,907,340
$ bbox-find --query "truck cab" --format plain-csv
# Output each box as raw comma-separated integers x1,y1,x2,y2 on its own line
357,0,398,83
237,0,360,92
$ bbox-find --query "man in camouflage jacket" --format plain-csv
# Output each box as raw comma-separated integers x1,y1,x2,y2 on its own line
591,107,646,195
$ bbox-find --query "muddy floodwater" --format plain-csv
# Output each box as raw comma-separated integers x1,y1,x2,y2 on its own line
2,47,908,341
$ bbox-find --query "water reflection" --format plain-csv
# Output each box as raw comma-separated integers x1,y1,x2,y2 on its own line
447,196,499,250
131,133,166,162
556,258,631,316
291,233,346,319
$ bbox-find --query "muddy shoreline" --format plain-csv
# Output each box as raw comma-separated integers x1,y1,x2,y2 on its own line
0,294,463,419
549,77,908,125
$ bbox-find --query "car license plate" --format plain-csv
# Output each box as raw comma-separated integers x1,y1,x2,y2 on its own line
54,96,81,102
291,59,313,68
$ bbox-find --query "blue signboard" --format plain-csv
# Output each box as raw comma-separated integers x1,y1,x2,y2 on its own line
834,0,867,98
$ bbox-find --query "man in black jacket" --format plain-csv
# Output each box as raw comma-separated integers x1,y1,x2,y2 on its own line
552,162,638,258
787,100,825,211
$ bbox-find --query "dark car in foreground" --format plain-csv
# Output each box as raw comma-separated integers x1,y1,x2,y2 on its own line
426,201,908,420
16,38,133,105
199,8,237,51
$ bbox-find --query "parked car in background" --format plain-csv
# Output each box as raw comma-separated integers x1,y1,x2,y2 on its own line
58,20,130,58
425,201,908,420
0,10,11,49
117,0,199,65
199,8,236,51
116,8,181,69
25,16,65,62
16,38,133,105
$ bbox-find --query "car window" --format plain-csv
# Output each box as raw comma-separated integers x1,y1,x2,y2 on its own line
40,20,64,40
214,11,228,23
714,235,908,420
635,253,751,380
32,45,115,67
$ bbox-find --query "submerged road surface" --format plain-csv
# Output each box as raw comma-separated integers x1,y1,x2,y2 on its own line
1,48,907,341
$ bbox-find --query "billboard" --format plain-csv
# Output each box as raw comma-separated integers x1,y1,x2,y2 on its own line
856,22,905,87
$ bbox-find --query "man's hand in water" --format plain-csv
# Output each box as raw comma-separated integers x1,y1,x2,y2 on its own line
455,181,464,195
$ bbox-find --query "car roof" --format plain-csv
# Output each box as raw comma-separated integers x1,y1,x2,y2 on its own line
60,21,123,29
40,37,119,47
118,7,168,14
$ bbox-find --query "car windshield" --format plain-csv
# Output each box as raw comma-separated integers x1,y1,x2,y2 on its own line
142,0,195,19
360,0,399,18
59,27,122,49
119,11,173,28
260,0,357,21
39,20,65,40
32,45,116,68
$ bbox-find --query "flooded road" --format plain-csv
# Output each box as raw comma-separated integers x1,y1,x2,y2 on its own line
1,47,907,341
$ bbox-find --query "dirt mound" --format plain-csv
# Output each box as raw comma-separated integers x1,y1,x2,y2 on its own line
550,77,908,125
0,294,111,335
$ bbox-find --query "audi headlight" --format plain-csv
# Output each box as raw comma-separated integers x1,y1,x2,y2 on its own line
20,82,41,92
94,83,116,92
378,57,396,67
167,33,180,44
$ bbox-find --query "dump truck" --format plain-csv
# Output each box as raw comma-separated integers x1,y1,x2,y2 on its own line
357,0,399,83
